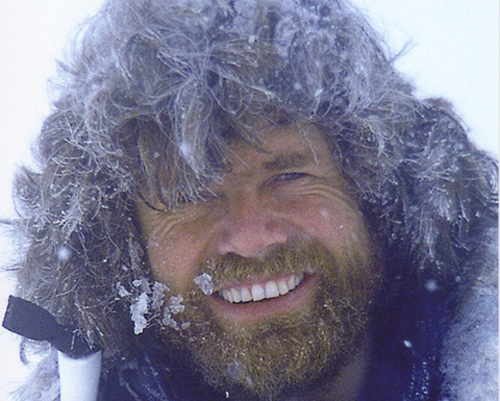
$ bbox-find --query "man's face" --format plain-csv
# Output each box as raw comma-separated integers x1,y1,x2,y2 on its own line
136,123,381,398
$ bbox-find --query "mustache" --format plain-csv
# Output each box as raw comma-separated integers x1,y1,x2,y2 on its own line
198,242,337,288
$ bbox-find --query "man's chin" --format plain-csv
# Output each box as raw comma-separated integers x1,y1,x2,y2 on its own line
160,293,369,400
157,241,380,398
180,314,339,399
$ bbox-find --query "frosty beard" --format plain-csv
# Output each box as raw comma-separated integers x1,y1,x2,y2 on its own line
157,238,381,400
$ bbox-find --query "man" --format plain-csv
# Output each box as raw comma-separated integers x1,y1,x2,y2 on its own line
3,0,497,400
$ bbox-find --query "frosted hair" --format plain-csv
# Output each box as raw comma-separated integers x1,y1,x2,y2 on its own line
12,0,497,355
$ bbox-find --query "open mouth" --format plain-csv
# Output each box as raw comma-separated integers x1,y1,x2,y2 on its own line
209,272,316,323
217,273,305,304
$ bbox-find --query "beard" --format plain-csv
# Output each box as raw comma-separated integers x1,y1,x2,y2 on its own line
156,235,381,400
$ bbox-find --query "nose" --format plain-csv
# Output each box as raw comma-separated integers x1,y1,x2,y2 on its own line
216,192,288,258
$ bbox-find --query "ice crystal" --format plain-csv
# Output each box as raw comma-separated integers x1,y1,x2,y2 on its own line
151,282,169,311
127,279,172,334
130,292,149,334
162,311,178,330
169,295,185,314
132,277,151,294
116,282,131,298
194,273,214,295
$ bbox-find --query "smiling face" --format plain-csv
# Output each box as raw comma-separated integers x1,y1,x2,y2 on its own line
136,123,382,399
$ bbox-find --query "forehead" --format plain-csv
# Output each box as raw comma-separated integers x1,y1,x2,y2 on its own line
227,123,331,174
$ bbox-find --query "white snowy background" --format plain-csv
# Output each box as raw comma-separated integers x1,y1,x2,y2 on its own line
0,0,498,399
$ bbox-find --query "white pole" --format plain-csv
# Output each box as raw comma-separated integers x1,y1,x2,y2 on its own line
58,351,102,401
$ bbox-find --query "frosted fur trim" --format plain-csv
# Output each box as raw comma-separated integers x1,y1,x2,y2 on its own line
440,230,499,400
13,350,60,401
6,0,497,398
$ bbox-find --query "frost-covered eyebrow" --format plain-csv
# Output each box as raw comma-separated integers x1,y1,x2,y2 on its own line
262,152,311,172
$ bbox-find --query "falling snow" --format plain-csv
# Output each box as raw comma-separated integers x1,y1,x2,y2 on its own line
425,279,439,292
57,245,72,263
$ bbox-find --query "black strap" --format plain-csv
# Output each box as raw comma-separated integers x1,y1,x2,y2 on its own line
2,296,100,358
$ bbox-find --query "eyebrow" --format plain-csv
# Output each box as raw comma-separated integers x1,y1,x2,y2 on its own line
262,152,312,172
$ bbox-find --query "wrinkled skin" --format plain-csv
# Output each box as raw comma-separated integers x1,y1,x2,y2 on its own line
137,123,382,399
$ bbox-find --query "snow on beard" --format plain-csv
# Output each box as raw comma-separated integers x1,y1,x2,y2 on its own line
155,235,382,399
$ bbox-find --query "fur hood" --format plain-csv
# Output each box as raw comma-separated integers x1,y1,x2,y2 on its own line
7,0,497,399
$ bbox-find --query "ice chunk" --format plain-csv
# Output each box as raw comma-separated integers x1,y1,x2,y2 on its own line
169,295,185,314
130,292,149,335
132,277,152,294
116,282,131,298
151,281,169,311
162,312,178,330
126,278,174,334
194,273,214,295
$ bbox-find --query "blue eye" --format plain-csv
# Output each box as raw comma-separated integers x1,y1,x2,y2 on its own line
277,172,307,181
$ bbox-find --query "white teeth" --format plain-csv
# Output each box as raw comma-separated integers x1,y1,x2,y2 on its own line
231,288,242,303
241,287,252,302
218,273,306,304
278,280,289,295
251,284,265,301
222,289,233,303
265,281,280,298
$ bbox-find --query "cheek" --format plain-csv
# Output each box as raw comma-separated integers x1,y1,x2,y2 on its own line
145,224,207,293
284,198,364,252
